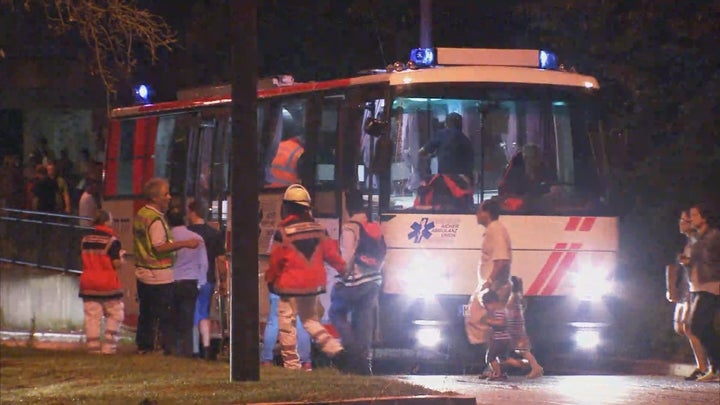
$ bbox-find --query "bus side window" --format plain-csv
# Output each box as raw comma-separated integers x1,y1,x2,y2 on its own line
312,95,342,216
261,98,308,189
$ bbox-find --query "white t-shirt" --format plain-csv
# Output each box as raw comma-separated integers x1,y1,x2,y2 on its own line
478,219,512,284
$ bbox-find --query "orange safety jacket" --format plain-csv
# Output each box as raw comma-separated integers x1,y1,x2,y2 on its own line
268,138,304,187
266,214,346,296
79,225,123,299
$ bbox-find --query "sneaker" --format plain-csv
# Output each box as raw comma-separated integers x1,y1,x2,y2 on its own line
684,368,705,381
331,349,353,373
696,370,720,383
301,362,313,371
527,366,544,379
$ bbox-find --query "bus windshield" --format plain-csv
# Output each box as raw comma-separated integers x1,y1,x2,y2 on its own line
386,83,604,216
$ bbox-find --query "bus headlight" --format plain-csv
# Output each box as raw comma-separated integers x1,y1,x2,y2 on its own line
398,256,448,299
572,264,613,301
416,327,442,347
574,328,601,350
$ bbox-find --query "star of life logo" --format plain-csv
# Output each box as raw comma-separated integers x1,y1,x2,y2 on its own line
408,218,435,243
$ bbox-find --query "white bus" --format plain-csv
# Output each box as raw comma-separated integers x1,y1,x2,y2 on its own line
105,47,617,367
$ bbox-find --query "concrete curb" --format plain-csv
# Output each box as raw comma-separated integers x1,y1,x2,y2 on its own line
248,395,476,405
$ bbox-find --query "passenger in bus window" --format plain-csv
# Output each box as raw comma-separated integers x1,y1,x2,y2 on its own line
415,113,474,211
266,112,307,188
133,178,201,355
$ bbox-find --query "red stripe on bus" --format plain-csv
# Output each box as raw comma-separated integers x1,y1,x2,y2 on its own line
526,243,567,296
104,121,121,197
132,119,147,195
540,243,582,295
143,117,157,185
579,217,596,232
565,217,581,231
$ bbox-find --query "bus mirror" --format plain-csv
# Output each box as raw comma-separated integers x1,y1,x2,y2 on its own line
364,118,387,138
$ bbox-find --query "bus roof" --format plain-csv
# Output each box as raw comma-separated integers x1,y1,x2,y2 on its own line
111,64,599,119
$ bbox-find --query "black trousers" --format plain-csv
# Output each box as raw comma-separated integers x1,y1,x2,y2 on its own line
689,291,720,369
136,281,174,352
171,280,199,357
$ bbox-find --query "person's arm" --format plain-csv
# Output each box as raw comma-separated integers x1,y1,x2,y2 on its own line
198,244,208,286
149,220,200,253
60,180,71,214
483,260,511,289
419,137,440,157
265,231,284,284
482,226,511,289
340,223,359,268
322,236,347,275
108,240,122,271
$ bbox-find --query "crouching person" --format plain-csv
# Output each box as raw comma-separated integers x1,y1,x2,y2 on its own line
79,210,125,354
265,184,349,370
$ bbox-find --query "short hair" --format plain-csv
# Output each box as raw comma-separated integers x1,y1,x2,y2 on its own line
479,199,501,220
481,289,500,307
93,209,112,226
446,112,462,130
691,202,718,227
187,200,207,219
345,189,364,216
166,207,186,227
143,178,169,201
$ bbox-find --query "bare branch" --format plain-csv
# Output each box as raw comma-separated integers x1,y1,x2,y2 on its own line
2,0,176,112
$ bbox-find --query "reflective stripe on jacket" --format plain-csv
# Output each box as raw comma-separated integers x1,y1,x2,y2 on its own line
268,138,304,187
80,225,123,299
267,215,346,296
133,205,174,270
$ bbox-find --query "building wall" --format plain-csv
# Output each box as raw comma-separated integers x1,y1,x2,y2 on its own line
0,264,84,331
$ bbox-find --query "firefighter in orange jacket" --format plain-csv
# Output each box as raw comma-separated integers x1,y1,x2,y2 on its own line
79,209,124,354
266,184,349,370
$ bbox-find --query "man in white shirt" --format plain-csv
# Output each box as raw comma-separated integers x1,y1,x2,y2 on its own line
465,199,513,348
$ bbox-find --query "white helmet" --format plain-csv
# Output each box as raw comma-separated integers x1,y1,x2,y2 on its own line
283,184,311,207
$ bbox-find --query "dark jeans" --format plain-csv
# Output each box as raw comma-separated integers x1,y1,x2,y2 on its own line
136,281,174,352
689,291,720,368
329,282,380,356
171,280,199,357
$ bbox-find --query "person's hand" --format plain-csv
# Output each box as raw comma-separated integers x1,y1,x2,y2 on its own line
677,254,690,266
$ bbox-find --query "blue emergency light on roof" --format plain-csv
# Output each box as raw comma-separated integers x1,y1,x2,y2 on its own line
409,48,436,67
407,47,561,70
539,50,558,70
134,84,151,104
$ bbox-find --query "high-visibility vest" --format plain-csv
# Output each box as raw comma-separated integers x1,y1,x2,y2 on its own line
268,138,304,187
79,225,123,298
133,205,174,270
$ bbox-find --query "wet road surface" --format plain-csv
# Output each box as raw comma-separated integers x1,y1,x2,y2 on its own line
392,374,719,404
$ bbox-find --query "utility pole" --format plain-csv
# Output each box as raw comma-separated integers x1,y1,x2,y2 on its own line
420,0,432,48
230,0,259,382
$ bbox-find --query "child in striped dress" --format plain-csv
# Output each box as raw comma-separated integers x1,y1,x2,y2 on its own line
506,276,543,378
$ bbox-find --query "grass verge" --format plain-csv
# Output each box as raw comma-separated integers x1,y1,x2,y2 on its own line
0,345,443,404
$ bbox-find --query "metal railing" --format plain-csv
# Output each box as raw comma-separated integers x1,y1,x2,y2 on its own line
0,208,93,274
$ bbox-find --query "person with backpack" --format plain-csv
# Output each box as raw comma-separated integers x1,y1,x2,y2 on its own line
329,190,387,375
